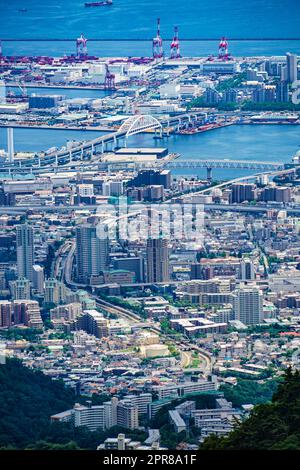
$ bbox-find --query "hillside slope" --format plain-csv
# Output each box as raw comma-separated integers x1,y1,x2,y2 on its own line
201,369,300,450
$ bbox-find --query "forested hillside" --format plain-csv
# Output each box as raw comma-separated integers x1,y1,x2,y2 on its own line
202,369,300,450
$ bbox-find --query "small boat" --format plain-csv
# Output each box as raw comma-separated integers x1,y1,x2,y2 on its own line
18,9,28,12
84,1,112,6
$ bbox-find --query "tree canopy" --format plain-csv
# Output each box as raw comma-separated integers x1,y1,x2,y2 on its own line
201,369,300,450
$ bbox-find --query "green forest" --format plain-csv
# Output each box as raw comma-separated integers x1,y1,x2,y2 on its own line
0,358,145,450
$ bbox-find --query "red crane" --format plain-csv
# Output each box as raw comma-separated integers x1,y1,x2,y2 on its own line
152,18,163,59
76,34,88,58
170,26,181,59
218,37,229,60
105,63,115,89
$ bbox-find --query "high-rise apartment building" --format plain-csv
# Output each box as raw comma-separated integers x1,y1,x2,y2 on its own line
117,401,139,430
16,224,34,282
78,309,110,338
230,183,256,203
239,259,255,281
286,52,298,83
32,265,44,295
75,224,109,283
73,402,105,432
233,285,263,325
11,277,31,300
146,238,169,283
0,301,12,327
276,81,289,102
44,278,66,305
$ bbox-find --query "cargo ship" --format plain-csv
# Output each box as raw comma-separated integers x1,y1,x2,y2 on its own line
85,1,112,6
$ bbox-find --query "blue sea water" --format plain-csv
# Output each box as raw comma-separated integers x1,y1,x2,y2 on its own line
1,1,300,57
0,1,299,179
1,0,299,40
0,125,298,179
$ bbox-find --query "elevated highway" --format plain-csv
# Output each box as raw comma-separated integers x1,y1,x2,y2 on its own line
1,111,207,171
1,201,299,216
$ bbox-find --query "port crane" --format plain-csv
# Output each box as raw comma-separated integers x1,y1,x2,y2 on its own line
76,34,88,58
170,26,181,59
104,63,115,89
218,37,230,60
152,18,164,59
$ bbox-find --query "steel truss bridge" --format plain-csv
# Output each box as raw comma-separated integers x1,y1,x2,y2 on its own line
166,159,284,170
0,159,287,178
0,158,286,177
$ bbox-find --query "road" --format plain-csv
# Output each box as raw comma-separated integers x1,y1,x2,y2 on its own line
1,201,300,215
61,240,213,372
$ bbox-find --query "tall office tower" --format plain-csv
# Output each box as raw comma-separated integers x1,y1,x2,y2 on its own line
239,258,255,281
32,265,44,295
233,285,263,325
117,401,139,430
146,238,169,283
75,224,109,283
286,52,298,83
16,224,34,282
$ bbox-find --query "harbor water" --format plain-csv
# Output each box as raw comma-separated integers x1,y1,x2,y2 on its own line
0,124,299,180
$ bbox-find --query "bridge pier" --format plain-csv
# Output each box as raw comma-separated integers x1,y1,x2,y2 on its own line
7,128,14,163
69,150,72,163
207,167,212,182
55,154,58,167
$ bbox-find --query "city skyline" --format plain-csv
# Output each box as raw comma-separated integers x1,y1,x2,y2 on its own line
0,0,300,461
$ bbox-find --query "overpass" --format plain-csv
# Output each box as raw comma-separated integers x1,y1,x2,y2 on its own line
1,201,300,216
